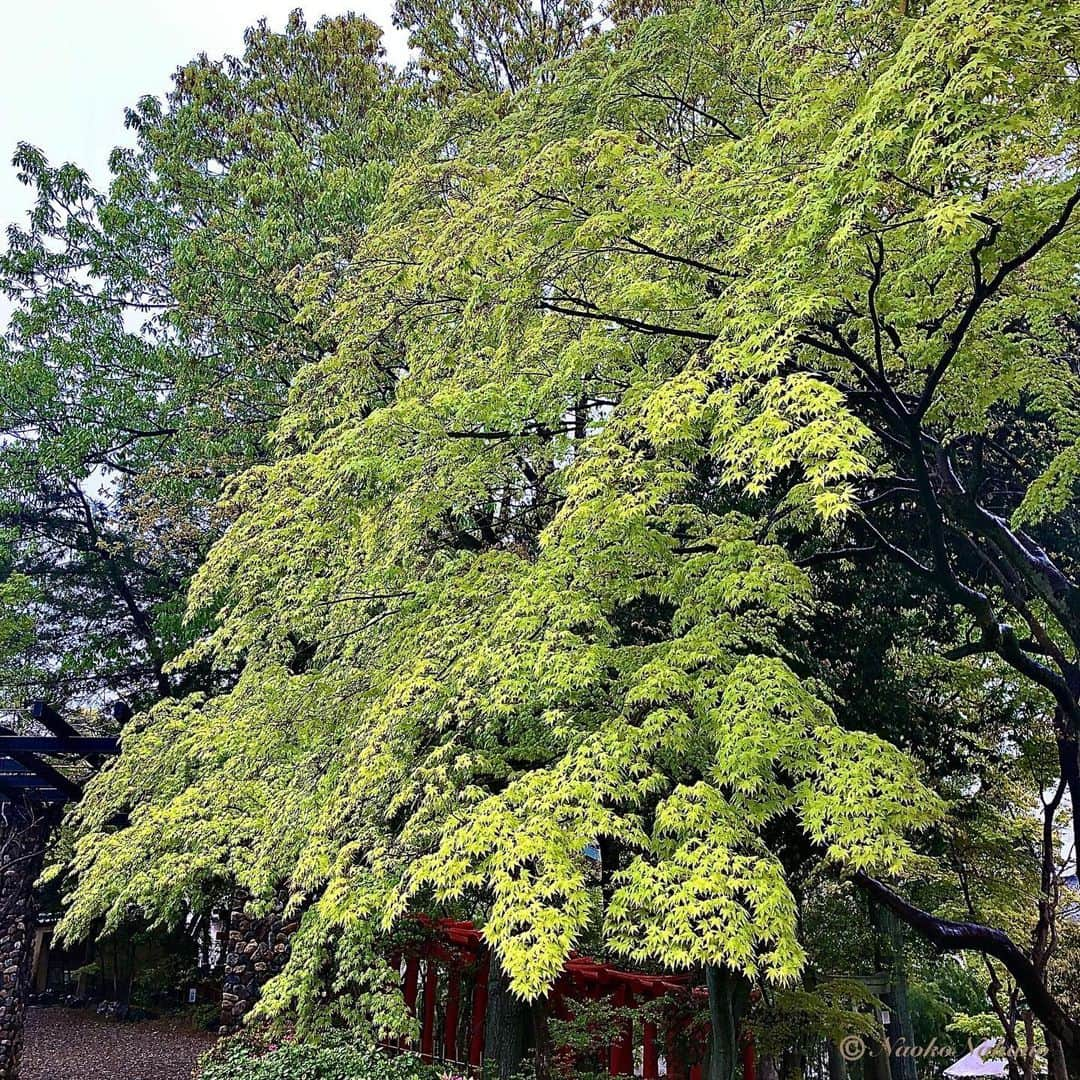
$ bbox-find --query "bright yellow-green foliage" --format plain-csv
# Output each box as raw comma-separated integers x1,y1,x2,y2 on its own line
62,0,1080,1025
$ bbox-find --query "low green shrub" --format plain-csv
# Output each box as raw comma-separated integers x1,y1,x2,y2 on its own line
188,1003,223,1031
198,1035,447,1080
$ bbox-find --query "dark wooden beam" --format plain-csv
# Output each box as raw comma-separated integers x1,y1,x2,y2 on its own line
29,701,123,768
0,704,124,806
0,762,36,777
27,701,80,739
0,760,80,800
0,739,83,801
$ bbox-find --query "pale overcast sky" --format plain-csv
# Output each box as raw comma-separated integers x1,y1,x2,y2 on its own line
0,1,406,238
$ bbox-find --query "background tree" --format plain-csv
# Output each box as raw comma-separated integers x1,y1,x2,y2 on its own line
393,0,599,93
0,10,424,709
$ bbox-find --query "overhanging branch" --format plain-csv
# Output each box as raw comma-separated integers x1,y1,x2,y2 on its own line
854,872,1078,1052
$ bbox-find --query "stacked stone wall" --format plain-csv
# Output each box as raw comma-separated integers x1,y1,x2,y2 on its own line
220,890,296,1032
0,806,52,1079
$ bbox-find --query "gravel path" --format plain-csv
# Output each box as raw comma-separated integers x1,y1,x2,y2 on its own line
21,1007,217,1080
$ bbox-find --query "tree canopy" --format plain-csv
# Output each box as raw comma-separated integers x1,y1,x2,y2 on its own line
3,0,1079,1076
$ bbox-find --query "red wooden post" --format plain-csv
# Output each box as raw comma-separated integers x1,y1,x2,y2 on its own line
421,961,438,1061
666,1018,685,1080
643,1020,659,1079
444,967,462,1062
403,955,420,1014
468,954,490,1069
690,1063,704,1080
609,985,634,1076
608,984,623,1076
742,1029,756,1080
401,954,420,1050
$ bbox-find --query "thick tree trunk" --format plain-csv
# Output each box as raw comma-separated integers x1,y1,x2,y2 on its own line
530,996,555,1080
1045,1035,1068,1080
871,906,918,1080
484,959,529,1079
869,1038,893,1080
706,965,751,1080
827,1041,848,1080
758,1054,780,1080
781,1049,804,1080
883,979,918,1080
1063,1040,1080,1080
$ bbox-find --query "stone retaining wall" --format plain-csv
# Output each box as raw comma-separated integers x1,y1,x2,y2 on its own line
220,890,296,1032
0,806,52,1079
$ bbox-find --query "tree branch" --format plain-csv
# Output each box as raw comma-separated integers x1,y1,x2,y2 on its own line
854,872,1079,1053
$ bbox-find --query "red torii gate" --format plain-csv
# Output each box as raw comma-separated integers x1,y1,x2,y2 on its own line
390,917,757,1080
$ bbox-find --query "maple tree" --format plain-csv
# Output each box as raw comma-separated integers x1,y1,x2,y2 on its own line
2,0,1076,1076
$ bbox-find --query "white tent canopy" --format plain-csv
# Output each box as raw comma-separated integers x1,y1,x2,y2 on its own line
944,1039,1007,1078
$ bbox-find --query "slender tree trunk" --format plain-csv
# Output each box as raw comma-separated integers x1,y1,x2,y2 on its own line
531,996,554,1080
74,939,94,999
706,966,750,1080
827,1042,848,1080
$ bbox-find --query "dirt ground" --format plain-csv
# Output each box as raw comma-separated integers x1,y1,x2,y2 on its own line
21,1007,217,1080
